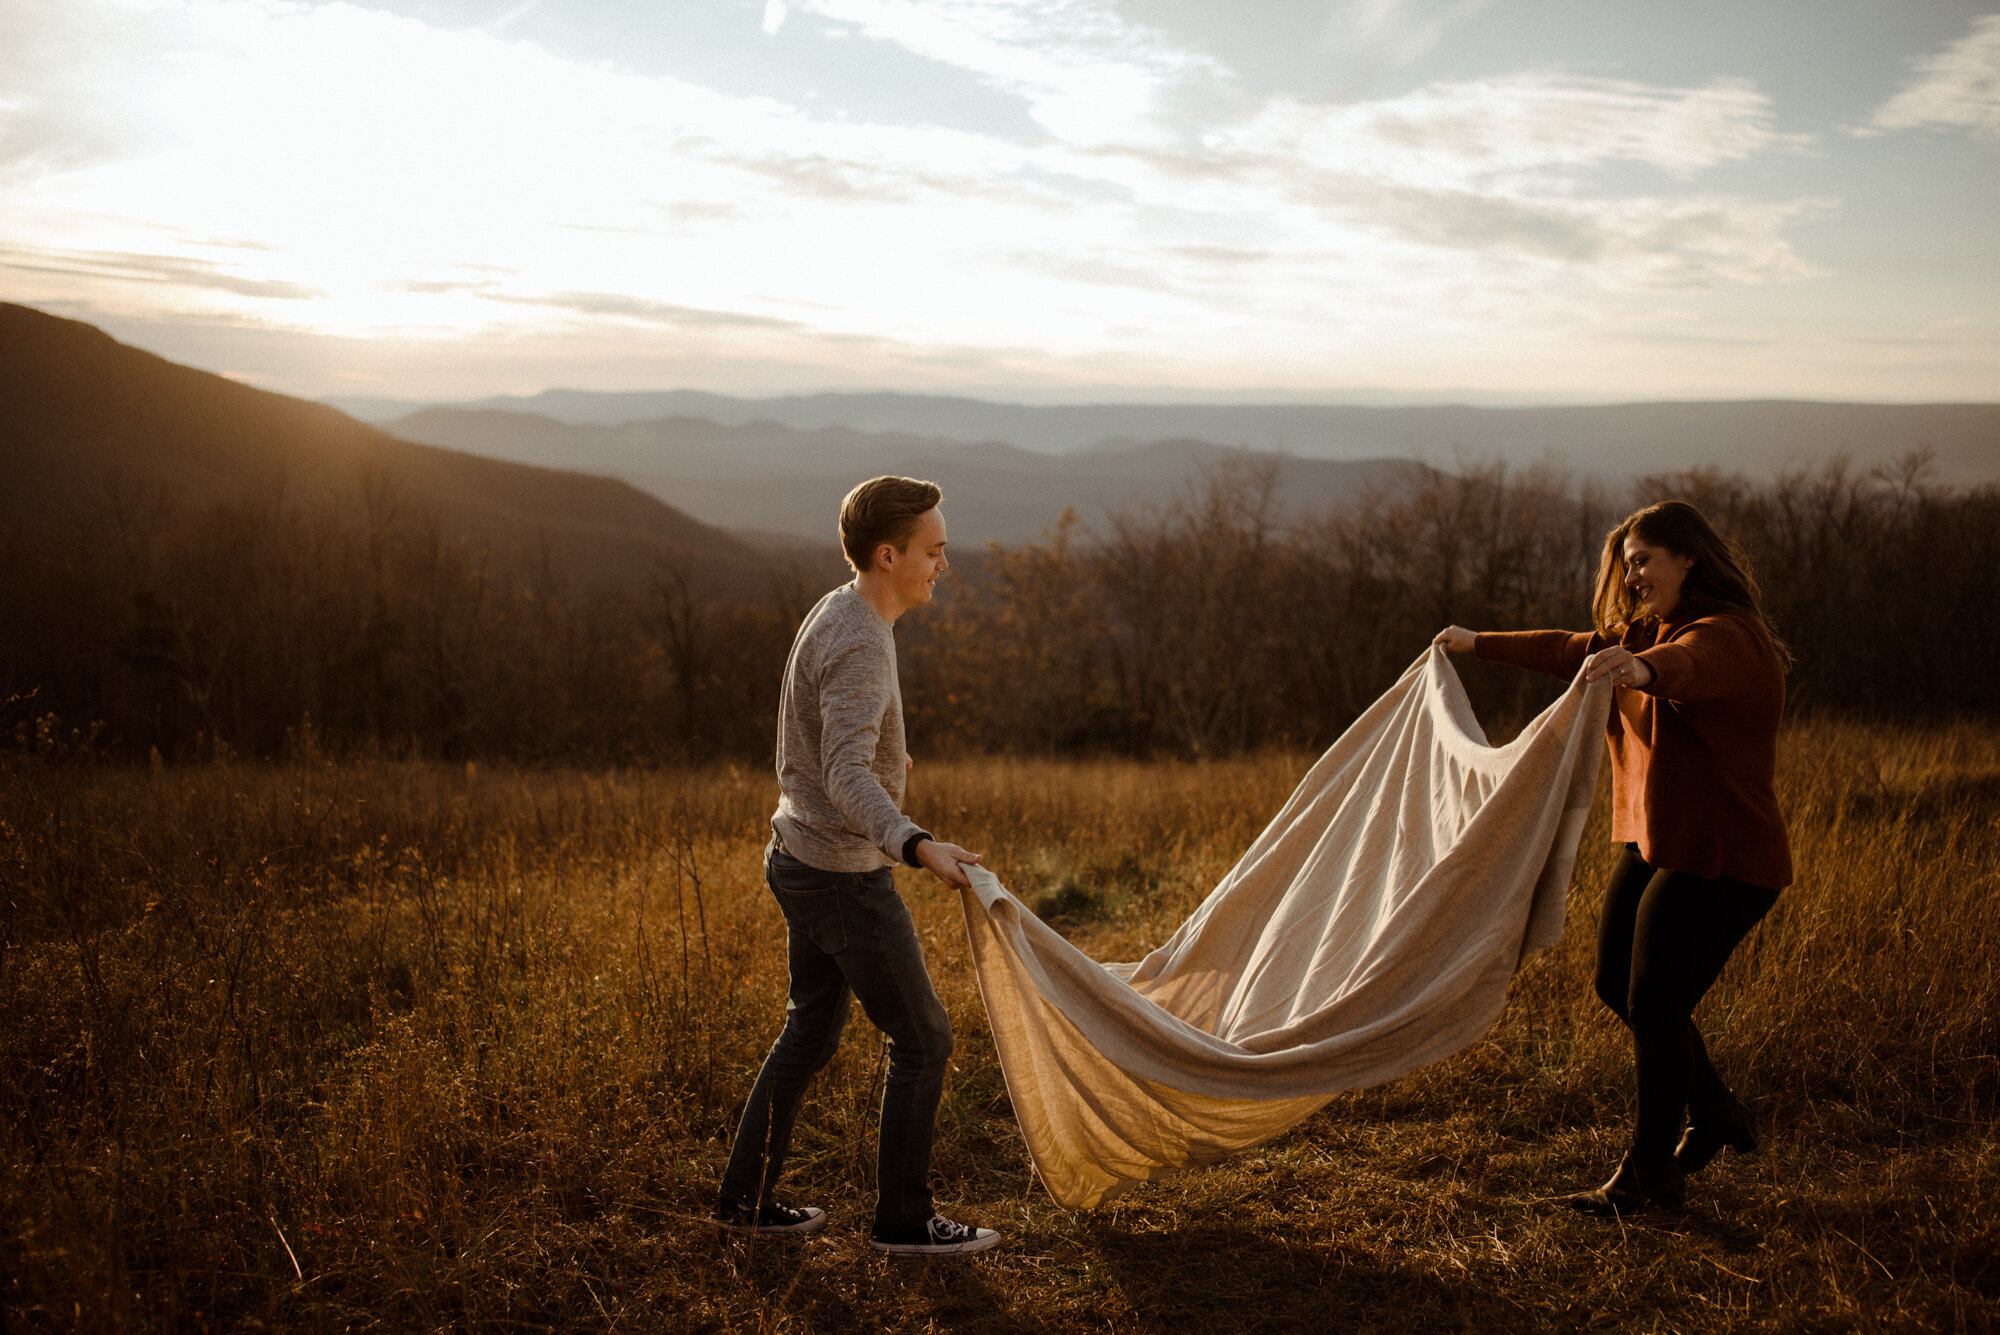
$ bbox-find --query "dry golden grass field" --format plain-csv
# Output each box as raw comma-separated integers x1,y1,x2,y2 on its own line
3,720,1997,1332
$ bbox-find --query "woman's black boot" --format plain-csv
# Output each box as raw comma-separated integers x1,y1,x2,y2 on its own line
1676,1091,1757,1174
1564,1152,1685,1216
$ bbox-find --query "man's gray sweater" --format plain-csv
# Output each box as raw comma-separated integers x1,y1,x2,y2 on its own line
770,583,926,873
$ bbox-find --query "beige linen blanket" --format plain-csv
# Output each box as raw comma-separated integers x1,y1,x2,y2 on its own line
958,647,1612,1208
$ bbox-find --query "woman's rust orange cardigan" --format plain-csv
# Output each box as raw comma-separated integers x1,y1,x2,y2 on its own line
1476,607,1793,891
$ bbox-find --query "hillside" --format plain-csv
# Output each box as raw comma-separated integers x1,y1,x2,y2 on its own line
0,304,775,595
333,387,2000,485
383,408,1427,547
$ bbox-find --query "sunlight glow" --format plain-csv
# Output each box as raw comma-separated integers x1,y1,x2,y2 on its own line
2,0,1993,399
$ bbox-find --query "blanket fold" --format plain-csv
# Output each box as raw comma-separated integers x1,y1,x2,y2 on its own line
958,647,1611,1207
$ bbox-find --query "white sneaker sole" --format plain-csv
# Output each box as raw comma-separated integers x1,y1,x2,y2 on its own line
868,1229,1002,1257
716,1206,827,1235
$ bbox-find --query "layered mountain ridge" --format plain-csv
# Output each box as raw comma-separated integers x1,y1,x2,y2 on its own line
331,386,2000,488
0,303,778,594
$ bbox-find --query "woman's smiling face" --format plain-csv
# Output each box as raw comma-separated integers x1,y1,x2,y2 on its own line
1622,533,1696,618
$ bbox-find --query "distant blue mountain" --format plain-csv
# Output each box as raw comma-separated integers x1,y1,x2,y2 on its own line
325,388,2000,484
376,408,1425,548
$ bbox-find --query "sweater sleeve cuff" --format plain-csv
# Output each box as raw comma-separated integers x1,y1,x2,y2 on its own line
901,830,934,868
1633,644,1686,696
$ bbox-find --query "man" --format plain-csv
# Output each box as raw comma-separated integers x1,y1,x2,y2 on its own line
713,475,1002,1257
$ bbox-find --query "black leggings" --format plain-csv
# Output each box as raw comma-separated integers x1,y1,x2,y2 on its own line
1595,846,1780,1157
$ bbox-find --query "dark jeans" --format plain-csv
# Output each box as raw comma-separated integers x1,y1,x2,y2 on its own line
1594,846,1781,1158
718,842,953,1235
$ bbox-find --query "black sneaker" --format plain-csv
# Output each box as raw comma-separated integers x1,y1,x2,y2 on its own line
868,1213,1002,1256
713,1198,828,1235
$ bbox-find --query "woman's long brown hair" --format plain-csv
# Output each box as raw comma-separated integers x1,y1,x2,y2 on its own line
1590,500,1791,664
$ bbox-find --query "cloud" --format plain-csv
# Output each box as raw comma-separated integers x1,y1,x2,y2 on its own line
0,244,322,299
1005,249,1179,292
0,0,1829,394
1305,186,1820,287
1067,73,1816,289
783,0,1223,144
1318,0,1497,70
1867,15,2000,139
1610,330,1777,348
0,0,187,175
492,290,803,330
392,278,496,295
1226,75,1804,187
716,149,919,201
1167,245,1272,268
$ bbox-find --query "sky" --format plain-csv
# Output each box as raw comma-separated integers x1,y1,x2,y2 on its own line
3,0,1998,404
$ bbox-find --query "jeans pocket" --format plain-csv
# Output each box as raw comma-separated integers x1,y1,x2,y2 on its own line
768,862,848,955
778,886,847,955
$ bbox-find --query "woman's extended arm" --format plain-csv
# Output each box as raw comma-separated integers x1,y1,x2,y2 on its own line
1625,615,1776,704
1437,626,1599,679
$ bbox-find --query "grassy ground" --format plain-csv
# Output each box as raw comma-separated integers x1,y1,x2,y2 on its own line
3,721,1997,1332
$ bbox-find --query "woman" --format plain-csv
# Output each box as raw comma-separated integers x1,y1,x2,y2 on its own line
1435,499,1791,1216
